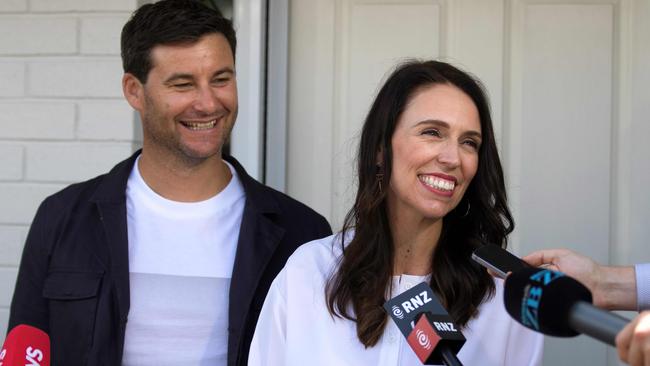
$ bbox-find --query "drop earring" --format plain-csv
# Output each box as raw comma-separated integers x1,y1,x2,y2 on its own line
376,165,383,193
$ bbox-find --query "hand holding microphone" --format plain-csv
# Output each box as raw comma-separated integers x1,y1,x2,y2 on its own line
472,244,631,346
523,248,638,311
1,324,50,366
503,266,629,345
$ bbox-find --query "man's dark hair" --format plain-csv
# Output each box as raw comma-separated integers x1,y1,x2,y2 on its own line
121,0,236,83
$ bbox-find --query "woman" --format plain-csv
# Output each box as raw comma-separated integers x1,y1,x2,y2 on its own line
248,60,543,365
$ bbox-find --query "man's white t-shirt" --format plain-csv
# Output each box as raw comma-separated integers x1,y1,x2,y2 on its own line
122,158,245,365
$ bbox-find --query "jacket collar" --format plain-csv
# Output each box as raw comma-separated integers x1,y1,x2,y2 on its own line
223,155,280,215
88,150,281,214
223,156,286,365
89,151,138,203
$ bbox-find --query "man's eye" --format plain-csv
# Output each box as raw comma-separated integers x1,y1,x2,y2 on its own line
213,77,230,84
173,83,192,88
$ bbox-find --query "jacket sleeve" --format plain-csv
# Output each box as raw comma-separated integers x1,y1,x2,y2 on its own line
8,198,53,333
247,270,288,366
635,263,650,311
315,216,333,239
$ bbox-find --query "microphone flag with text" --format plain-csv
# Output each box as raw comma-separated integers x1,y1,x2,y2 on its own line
0,324,50,366
383,282,465,365
504,267,630,346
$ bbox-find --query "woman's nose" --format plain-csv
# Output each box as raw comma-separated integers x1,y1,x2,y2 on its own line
436,141,461,168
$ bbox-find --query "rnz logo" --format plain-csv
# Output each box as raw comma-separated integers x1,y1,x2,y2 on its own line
401,291,432,314
416,329,432,350
391,305,404,320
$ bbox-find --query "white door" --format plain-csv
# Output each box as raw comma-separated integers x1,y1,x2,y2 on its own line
287,0,650,365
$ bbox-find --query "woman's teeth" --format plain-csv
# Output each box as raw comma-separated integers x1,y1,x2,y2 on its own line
419,175,455,191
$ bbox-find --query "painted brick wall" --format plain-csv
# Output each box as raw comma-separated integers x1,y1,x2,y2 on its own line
0,0,139,343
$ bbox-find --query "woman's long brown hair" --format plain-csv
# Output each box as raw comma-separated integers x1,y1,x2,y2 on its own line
325,60,514,347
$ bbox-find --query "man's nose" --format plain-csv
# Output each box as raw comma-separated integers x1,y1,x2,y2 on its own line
193,86,219,113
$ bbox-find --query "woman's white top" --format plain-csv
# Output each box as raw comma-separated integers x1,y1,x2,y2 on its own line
248,233,544,366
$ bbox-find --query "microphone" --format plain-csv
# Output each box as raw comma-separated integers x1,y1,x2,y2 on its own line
1,324,50,366
504,267,630,346
384,282,465,365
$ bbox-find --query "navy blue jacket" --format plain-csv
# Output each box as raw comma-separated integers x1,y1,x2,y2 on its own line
8,151,331,366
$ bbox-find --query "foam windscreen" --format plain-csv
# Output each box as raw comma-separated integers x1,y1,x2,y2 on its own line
503,267,592,337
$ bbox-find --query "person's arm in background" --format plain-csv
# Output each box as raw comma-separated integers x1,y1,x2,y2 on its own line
523,248,650,365
8,199,52,333
634,263,650,312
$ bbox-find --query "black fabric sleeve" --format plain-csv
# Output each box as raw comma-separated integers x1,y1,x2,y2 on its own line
8,198,53,333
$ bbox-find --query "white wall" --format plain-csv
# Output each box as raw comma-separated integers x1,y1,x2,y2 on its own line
0,0,139,344
287,1,650,365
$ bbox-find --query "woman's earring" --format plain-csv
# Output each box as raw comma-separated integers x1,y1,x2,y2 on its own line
376,165,383,193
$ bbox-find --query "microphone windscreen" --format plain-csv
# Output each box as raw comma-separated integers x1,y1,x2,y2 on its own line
384,282,466,364
504,267,592,337
1,324,50,366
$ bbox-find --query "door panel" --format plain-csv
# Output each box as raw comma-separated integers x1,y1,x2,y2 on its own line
288,1,650,364
508,3,615,364
334,0,442,224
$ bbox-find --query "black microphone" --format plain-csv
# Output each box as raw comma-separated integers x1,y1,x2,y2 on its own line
504,267,630,346
384,282,465,365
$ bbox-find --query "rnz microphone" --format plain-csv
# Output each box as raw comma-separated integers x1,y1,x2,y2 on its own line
1,324,50,366
504,267,629,346
384,282,465,366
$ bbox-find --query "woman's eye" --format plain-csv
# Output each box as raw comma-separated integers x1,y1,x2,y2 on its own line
463,139,480,150
422,129,441,137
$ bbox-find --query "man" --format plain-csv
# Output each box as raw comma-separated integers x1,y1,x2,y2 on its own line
7,1,331,365
525,249,650,366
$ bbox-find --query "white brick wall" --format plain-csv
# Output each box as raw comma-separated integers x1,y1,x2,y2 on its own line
0,309,9,343
0,144,24,181
0,1,138,344
26,142,134,182
0,226,27,266
31,0,138,12
0,0,27,12
78,100,139,140
80,15,131,55
0,102,76,139
0,62,26,97
28,58,124,97
0,16,77,55
0,268,18,312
